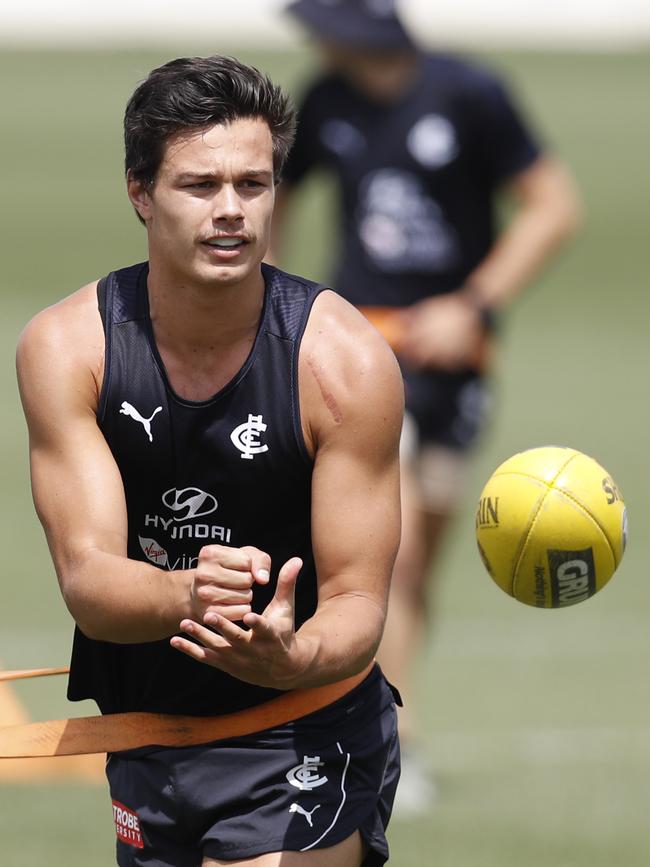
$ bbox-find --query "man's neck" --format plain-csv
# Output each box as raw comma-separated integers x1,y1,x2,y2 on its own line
142,262,266,401
146,262,266,356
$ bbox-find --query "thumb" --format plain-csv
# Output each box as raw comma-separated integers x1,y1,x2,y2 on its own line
273,556,302,610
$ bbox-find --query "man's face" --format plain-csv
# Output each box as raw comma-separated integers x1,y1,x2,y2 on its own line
319,42,414,103
129,117,275,289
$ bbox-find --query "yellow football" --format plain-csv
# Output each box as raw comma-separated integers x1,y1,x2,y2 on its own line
476,446,628,608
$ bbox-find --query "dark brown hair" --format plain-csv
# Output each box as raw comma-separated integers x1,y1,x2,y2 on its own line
124,55,296,187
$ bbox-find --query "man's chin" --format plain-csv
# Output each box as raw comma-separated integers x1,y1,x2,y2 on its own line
195,259,261,289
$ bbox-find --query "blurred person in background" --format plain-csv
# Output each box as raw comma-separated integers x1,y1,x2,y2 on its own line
271,0,581,814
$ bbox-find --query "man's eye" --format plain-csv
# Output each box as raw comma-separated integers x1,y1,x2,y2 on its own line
187,182,213,189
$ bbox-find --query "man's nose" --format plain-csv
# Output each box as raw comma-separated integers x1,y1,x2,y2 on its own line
213,184,243,221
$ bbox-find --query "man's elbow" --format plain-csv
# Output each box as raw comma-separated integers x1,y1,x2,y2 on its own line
58,573,116,642
541,162,584,245
519,158,583,246
554,180,583,243
61,587,108,642
65,605,136,644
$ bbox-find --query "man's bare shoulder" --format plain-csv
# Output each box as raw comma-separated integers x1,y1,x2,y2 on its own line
304,289,402,385
17,281,104,410
17,281,102,366
300,290,404,444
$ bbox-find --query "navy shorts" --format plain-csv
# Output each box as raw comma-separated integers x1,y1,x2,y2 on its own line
402,366,490,451
106,665,400,866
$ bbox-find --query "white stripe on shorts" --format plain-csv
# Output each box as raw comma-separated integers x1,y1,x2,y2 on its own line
300,742,350,851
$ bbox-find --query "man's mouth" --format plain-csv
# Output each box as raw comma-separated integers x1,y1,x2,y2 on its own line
204,236,247,249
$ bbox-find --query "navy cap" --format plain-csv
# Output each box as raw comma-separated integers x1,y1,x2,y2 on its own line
286,0,414,50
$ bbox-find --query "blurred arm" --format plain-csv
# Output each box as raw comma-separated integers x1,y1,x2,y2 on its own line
462,155,582,310
398,156,582,370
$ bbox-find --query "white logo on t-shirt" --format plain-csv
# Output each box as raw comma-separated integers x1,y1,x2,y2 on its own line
407,114,458,169
230,414,269,460
119,401,162,442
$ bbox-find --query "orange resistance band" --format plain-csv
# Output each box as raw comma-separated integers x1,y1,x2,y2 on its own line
0,663,374,758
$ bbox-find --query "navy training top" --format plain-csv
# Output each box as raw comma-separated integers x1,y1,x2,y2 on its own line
67,262,323,716
283,52,542,307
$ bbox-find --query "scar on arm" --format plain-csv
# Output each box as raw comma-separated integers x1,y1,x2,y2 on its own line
307,356,343,424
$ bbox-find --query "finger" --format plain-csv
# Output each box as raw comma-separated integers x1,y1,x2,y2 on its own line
198,545,256,571
203,612,250,643
195,584,253,605
170,635,222,666
241,609,274,634
240,547,272,585
273,557,302,608
196,559,255,586
204,603,253,623
178,619,231,649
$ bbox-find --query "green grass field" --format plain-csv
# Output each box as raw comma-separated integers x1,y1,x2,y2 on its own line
0,45,648,865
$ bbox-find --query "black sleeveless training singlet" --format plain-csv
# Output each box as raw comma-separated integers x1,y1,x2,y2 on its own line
67,261,324,716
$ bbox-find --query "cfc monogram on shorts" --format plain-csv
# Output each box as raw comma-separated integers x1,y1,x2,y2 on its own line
286,755,328,791
112,800,144,849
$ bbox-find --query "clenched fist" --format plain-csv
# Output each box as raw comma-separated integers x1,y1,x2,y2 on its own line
190,544,271,623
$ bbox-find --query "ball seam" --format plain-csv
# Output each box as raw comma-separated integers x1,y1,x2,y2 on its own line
508,474,616,601
507,452,579,600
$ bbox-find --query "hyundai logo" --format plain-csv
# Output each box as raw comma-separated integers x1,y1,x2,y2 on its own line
161,487,218,521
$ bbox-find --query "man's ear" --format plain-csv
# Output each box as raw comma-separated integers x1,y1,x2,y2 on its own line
126,170,153,223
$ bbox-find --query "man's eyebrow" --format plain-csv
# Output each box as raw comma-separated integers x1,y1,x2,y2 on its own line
175,169,273,182
175,171,218,182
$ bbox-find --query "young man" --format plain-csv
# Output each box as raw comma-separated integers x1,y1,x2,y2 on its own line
275,0,581,808
16,56,404,866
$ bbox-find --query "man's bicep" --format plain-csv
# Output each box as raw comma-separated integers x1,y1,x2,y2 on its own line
29,419,128,571
18,317,127,584
311,447,401,601
310,363,403,604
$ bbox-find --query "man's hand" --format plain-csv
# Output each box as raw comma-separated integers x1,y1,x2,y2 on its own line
173,556,304,689
190,545,272,624
397,292,490,371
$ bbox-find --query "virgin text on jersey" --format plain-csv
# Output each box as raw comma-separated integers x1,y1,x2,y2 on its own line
139,535,202,571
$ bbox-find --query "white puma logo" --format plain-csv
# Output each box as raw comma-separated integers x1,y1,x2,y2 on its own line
119,401,163,443
289,803,321,827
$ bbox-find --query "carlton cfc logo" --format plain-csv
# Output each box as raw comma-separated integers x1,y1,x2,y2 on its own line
286,755,328,791
230,413,269,460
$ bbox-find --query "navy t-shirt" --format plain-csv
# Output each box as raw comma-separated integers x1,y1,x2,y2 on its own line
283,52,542,307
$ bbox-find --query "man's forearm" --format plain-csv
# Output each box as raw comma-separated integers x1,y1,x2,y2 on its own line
465,204,577,309
465,160,582,310
58,548,193,644
280,592,386,691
